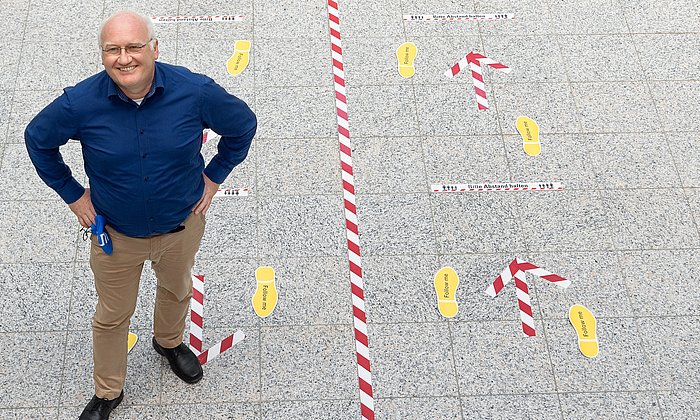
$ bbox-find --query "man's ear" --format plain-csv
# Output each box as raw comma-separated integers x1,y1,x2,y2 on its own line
153,39,159,59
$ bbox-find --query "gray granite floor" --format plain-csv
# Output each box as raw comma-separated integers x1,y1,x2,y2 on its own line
1,0,699,419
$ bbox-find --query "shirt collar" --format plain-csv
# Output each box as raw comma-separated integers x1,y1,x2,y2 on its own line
106,62,165,103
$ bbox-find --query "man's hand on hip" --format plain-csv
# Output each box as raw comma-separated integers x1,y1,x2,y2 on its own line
193,174,220,215
68,189,97,228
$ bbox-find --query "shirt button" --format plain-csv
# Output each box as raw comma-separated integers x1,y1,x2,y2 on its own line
149,217,154,221
139,129,144,134
144,176,149,181
142,153,147,158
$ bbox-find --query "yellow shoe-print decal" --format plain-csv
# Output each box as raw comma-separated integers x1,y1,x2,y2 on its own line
569,304,599,358
127,332,138,353
434,267,459,318
227,40,252,76
253,266,278,318
516,116,541,156
396,42,417,78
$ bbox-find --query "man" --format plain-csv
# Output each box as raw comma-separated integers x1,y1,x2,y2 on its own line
25,11,256,420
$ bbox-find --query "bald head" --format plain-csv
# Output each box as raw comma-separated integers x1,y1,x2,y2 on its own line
98,11,154,47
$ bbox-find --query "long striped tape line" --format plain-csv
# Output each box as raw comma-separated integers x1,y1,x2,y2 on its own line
485,258,520,297
214,187,249,197
151,15,245,23
469,58,489,110
403,14,514,21
515,258,571,289
513,269,536,337
197,330,245,365
327,1,375,419
433,182,564,192
189,274,205,355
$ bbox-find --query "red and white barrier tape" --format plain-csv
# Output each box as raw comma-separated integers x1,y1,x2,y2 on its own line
189,274,245,364
327,1,374,418
486,258,569,336
189,274,205,355
403,14,514,21
214,187,249,197
445,52,510,110
432,182,563,192
151,15,245,23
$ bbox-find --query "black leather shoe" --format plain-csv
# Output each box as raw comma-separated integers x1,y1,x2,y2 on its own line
79,391,123,420
152,337,203,383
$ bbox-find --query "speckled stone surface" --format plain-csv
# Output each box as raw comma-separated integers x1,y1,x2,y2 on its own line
5,0,700,417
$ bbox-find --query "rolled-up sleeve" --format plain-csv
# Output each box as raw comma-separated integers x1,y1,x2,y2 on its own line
24,91,84,204
200,80,257,184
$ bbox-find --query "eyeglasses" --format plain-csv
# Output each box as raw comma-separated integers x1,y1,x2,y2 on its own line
101,39,153,56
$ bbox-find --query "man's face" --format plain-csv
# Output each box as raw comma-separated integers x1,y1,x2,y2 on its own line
100,14,159,99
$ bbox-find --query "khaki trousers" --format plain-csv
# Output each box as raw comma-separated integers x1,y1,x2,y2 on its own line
89,212,205,399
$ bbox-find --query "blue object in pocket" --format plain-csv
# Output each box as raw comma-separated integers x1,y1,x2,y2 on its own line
91,215,113,255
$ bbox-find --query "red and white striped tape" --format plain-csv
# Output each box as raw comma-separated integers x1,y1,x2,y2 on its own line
189,274,245,365
403,14,514,21
189,274,205,355
433,182,564,192
486,258,570,336
445,52,510,110
327,1,374,419
151,15,245,23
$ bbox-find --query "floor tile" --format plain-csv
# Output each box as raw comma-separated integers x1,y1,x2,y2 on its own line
363,255,441,323
254,0,328,39
197,199,257,259
423,135,508,186
260,325,356,400
559,35,645,81
254,37,331,88
256,137,340,196
346,85,419,137
414,83,500,136
354,136,427,194
26,0,101,42
255,86,336,138
260,400,357,420
619,250,700,317
475,0,556,35
667,132,700,187
637,316,700,390
515,190,613,252
0,332,64,408
560,391,662,419
0,0,29,42
601,189,700,250
572,82,659,133
376,397,462,419
254,257,353,326
0,42,21,90
370,322,459,398
257,195,345,258
483,35,567,83
494,82,580,134
357,193,438,256
621,0,700,33
343,36,411,86
161,327,260,403
504,133,596,190
342,0,404,39
548,0,627,35
546,318,652,392
0,407,58,419
0,200,78,264
0,142,85,201
451,320,557,394
0,262,72,332
431,193,526,254
650,81,700,132
191,258,260,328
634,34,700,81
176,38,254,91
586,132,681,189
17,42,99,90
188,402,260,418
658,390,700,419
527,251,633,318
461,394,561,418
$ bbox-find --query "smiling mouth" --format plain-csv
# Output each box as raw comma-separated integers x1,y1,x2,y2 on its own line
118,65,137,72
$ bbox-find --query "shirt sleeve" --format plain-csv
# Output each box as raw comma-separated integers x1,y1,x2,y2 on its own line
24,91,84,204
200,80,257,184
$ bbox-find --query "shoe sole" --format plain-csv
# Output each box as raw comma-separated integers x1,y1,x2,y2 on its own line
152,339,204,384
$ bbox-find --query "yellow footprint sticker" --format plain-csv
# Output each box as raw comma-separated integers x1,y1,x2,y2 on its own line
252,266,277,318
396,42,417,78
434,267,459,318
227,40,252,76
516,116,541,156
127,332,138,353
569,305,599,358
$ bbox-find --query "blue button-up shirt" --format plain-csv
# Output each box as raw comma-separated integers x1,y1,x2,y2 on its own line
25,62,257,237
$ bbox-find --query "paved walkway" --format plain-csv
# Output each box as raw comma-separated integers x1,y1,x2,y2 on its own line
1,0,699,418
